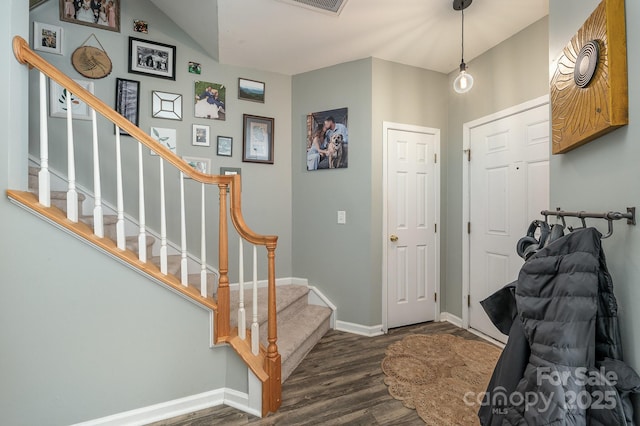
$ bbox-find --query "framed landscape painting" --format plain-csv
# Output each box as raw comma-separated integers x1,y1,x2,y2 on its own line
238,78,265,103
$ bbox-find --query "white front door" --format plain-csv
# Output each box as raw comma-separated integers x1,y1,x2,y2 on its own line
385,125,439,329
468,102,549,342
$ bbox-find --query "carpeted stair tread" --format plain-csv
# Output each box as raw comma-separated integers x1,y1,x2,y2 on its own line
228,285,310,329
276,304,332,382
80,214,118,226
151,254,182,276
188,273,217,298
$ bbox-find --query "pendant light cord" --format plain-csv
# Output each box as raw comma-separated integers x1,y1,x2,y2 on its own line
461,7,465,64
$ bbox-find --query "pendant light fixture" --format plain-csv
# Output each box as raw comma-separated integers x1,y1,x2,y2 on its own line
453,0,473,94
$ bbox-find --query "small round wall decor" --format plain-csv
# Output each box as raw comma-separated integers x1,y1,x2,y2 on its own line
574,40,599,88
71,34,112,79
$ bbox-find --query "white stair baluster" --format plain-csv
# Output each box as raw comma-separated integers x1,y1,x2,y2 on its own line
180,172,188,285
91,107,103,237
159,158,167,274
137,143,146,262
38,72,50,207
200,183,207,297
238,238,246,340
251,245,259,355
114,128,126,250
65,89,78,222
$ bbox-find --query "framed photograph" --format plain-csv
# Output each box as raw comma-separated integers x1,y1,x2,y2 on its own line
217,136,233,157
33,22,63,55
194,81,225,120
192,124,210,147
152,90,182,120
133,19,148,33
59,0,120,33
128,37,176,80
242,114,274,164
115,78,139,136
220,167,241,176
183,156,211,174
50,78,94,120
149,127,177,156
238,78,265,103
188,61,201,75
306,107,348,171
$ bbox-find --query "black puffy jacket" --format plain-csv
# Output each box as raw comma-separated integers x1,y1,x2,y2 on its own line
480,228,640,425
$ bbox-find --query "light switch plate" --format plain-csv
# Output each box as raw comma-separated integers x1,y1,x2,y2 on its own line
337,210,346,224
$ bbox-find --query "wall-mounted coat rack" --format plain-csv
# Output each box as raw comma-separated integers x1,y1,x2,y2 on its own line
541,207,636,239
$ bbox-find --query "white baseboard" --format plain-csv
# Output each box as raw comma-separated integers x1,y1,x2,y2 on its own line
307,285,336,329
71,388,258,426
439,312,463,328
335,320,384,337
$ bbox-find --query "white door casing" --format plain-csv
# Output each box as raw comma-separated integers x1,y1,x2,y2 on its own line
383,123,440,331
462,96,550,342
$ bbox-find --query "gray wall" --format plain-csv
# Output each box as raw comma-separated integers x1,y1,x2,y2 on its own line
29,0,293,281
549,0,640,411
291,59,375,325
0,2,253,424
444,17,549,316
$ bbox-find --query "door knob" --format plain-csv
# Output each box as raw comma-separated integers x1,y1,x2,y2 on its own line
390,234,398,242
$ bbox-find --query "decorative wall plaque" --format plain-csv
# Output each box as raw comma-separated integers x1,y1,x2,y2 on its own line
550,0,627,154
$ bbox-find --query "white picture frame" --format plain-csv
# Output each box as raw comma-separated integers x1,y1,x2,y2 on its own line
192,124,210,147
149,127,177,156
152,90,182,120
183,156,212,174
33,21,63,55
49,79,94,120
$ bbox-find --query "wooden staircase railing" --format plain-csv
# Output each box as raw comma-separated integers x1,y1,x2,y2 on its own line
11,35,281,415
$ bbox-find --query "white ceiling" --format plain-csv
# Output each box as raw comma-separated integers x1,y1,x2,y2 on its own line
152,0,549,76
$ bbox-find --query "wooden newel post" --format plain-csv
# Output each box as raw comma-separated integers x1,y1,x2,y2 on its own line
264,241,281,413
216,184,230,340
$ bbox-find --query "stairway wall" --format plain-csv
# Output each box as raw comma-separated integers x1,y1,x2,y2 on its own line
0,200,247,426
28,0,294,282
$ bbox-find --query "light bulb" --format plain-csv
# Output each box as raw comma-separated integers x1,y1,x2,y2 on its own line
453,62,473,94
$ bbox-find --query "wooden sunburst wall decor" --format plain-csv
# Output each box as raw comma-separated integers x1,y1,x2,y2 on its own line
550,0,628,154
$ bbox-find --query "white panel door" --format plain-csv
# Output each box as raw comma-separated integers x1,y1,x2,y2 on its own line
469,104,549,342
387,128,438,328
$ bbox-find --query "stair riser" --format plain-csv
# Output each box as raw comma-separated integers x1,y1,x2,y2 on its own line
51,198,84,217
29,175,38,191
281,316,331,382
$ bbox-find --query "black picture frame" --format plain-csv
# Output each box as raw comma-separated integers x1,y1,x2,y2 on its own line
238,78,265,103
217,136,233,157
114,78,140,136
128,37,177,80
242,114,274,164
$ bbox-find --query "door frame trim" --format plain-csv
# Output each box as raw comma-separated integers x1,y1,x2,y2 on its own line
461,95,549,330
382,121,441,333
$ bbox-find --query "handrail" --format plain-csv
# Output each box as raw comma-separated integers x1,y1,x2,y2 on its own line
13,36,225,185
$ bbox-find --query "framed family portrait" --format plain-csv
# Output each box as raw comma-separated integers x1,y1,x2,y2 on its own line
114,78,139,135
192,124,210,147
128,37,176,80
217,136,233,157
59,0,120,33
33,22,63,55
238,78,265,103
152,90,182,120
194,81,225,120
50,79,94,120
242,114,274,164
306,107,348,171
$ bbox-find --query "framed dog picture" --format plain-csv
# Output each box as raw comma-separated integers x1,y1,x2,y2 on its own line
306,107,348,171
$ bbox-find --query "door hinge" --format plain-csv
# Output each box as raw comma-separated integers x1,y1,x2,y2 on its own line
434,223,437,233
434,153,438,163
434,292,437,302
467,222,471,234
467,294,471,307
467,149,471,162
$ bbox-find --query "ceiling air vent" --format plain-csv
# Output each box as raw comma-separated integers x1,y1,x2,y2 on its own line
276,0,349,15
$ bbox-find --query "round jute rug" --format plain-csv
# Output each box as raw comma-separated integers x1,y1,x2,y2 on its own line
381,333,502,425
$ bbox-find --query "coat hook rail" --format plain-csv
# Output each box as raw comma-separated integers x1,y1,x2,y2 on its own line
541,207,636,226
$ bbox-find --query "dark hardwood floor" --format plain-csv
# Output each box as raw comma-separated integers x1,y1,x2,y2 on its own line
151,321,487,425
